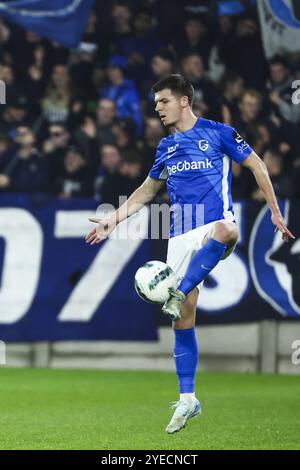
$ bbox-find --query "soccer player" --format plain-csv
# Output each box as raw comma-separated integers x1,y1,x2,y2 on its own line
85,74,295,434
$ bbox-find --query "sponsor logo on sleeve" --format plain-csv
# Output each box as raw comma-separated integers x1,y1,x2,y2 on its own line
232,131,244,144
167,144,179,153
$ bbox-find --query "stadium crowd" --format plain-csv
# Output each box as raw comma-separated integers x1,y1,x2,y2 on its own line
0,0,300,204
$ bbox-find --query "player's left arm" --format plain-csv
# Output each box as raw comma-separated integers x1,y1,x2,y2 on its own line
242,151,295,241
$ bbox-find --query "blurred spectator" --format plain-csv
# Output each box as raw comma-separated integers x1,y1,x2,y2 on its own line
116,8,162,82
142,49,176,116
112,119,136,151
0,63,17,98
94,144,122,204
5,30,45,80
120,151,142,178
100,55,142,134
144,117,165,149
220,72,244,125
73,115,96,160
22,44,47,107
70,50,97,99
218,15,268,90
100,144,122,175
42,64,73,123
232,89,262,140
98,147,143,204
74,99,118,170
118,149,144,197
95,98,117,145
82,10,100,46
110,0,132,42
141,117,165,176
267,55,300,125
45,39,70,69
234,16,268,89
0,127,48,193
0,94,33,135
173,16,213,67
216,14,237,73
154,0,215,43
53,146,92,198
252,150,295,201
231,161,254,199
181,52,222,120
249,123,272,156
91,64,107,92
233,89,286,152
69,12,100,95
43,123,70,182
151,49,176,81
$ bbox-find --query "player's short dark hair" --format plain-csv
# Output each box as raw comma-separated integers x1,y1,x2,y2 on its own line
151,74,194,106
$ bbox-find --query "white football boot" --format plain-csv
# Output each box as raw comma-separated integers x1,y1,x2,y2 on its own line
162,289,186,321
165,398,201,434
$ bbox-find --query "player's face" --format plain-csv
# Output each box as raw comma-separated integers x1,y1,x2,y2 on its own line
154,89,183,127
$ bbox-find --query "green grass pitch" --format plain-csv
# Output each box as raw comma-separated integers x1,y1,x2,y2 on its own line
0,368,300,450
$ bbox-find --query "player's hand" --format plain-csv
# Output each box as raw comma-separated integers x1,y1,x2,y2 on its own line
271,212,295,242
85,217,116,245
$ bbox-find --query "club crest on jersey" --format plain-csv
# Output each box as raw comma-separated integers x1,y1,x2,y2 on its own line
199,140,209,151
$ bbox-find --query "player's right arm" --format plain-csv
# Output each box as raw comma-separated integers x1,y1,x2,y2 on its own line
85,176,165,245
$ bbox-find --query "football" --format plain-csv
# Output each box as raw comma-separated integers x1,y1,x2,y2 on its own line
134,261,178,304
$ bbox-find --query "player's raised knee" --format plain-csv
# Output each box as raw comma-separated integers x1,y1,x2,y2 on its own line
213,221,238,244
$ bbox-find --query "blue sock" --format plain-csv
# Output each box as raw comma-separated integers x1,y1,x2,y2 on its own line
174,328,198,393
178,238,227,296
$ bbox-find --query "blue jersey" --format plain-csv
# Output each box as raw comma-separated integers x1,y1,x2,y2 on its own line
149,117,253,237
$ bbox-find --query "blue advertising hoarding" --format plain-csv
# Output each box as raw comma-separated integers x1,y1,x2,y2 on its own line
0,195,299,342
